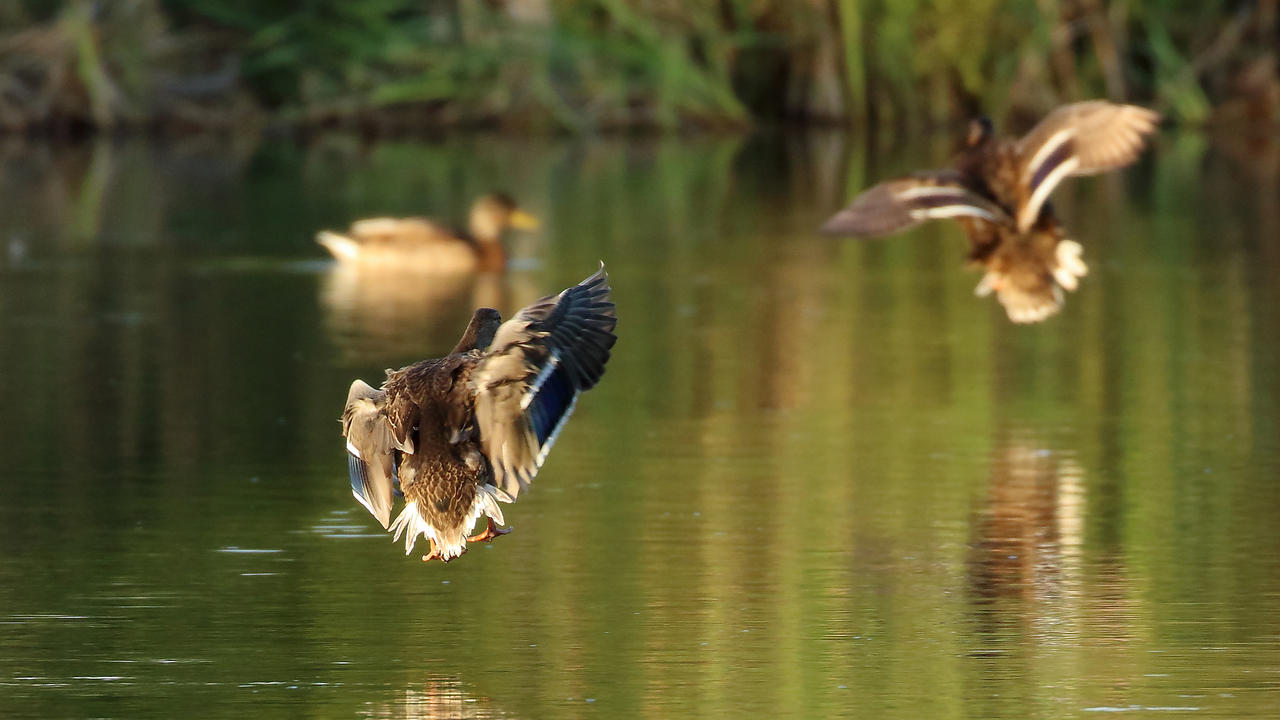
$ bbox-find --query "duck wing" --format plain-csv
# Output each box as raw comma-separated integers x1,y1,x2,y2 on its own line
1015,101,1160,232
820,171,1011,238
470,265,617,500
341,379,415,528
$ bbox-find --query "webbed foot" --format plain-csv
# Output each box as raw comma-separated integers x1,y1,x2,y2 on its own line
467,518,512,544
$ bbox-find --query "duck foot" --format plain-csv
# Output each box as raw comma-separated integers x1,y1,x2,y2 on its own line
467,518,511,544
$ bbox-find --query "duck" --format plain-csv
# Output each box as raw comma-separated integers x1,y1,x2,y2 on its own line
821,101,1160,323
316,193,539,272
340,265,617,562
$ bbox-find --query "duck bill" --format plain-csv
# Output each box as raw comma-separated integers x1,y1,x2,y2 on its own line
508,210,540,230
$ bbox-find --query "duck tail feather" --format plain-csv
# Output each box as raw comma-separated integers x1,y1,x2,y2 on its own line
316,231,360,262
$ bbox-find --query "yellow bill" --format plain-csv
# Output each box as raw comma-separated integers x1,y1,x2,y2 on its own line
508,209,540,230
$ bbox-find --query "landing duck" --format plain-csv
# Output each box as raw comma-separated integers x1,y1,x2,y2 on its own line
317,193,539,272
340,265,617,562
822,101,1160,323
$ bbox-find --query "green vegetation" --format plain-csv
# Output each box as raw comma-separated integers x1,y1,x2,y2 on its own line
1,0,1277,131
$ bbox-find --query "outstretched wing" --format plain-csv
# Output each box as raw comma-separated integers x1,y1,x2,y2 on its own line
821,171,1011,238
470,265,618,499
1015,101,1160,232
341,379,414,528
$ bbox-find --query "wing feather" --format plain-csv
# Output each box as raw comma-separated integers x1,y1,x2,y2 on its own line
1016,101,1160,231
471,265,618,499
821,172,1011,237
341,379,410,529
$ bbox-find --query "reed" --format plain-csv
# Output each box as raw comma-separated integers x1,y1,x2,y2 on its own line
0,0,1274,132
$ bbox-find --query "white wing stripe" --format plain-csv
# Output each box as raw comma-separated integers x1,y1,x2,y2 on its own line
909,206,1001,222
1020,156,1080,230
895,185,971,200
1024,128,1074,182
351,488,380,520
521,347,561,411
534,392,580,469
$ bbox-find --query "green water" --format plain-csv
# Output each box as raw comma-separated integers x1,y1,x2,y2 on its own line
0,131,1277,719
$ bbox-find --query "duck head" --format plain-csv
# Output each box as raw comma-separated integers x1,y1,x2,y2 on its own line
965,116,994,148
469,193,540,243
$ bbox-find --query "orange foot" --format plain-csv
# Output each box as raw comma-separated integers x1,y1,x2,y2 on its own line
467,518,512,544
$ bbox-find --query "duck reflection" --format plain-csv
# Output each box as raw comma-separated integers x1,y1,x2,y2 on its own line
967,436,1085,610
962,435,1088,714
366,676,513,720
320,265,539,364
964,434,1152,715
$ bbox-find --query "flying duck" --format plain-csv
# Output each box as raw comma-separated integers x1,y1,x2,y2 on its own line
822,101,1160,322
340,265,617,562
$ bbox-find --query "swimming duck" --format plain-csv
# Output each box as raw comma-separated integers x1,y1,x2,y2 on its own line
340,265,617,562
316,193,539,272
822,101,1160,323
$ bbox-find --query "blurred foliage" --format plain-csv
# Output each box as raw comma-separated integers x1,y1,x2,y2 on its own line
0,0,1277,131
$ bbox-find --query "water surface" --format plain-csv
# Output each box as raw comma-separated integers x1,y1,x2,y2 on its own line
0,131,1277,718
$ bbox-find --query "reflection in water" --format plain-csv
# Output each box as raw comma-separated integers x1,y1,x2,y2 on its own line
321,266,506,363
968,437,1084,607
367,677,512,720
0,137,113,250
964,435,1076,715
0,132,1278,719
965,435,1128,717
319,265,547,363
0,135,260,255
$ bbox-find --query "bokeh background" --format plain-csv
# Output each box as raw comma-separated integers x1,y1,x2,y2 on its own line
1,0,1278,133
1,2,1279,720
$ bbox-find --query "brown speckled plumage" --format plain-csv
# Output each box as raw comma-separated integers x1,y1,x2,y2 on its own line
382,355,484,550
822,101,1160,323
340,267,617,562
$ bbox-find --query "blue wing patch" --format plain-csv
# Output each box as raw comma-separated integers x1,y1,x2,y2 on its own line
528,360,579,447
